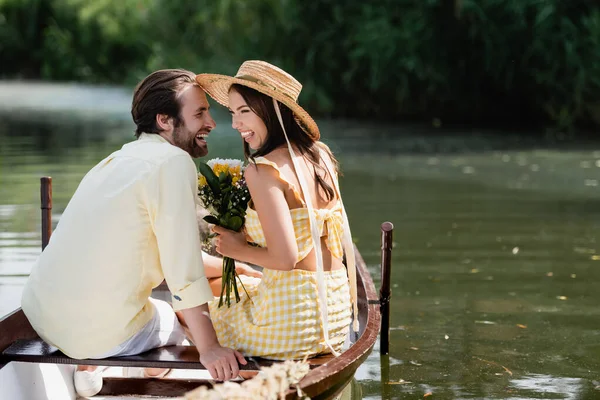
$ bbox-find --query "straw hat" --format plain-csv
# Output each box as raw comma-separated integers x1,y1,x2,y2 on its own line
195,60,320,140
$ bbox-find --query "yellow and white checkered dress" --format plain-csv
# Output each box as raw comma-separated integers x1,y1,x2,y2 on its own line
208,157,352,360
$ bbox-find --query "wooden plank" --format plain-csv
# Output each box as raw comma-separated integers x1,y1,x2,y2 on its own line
1,339,274,370
2,336,333,371
99,377,212,397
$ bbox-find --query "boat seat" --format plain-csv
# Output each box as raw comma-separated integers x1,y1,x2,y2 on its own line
1,338,334,370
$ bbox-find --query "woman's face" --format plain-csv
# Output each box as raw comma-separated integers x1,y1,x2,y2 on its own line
228,89,268,150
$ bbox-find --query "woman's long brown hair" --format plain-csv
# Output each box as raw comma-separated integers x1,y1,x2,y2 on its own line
230,84,340,202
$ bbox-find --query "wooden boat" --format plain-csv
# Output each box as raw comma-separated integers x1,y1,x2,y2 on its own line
0,177,392,399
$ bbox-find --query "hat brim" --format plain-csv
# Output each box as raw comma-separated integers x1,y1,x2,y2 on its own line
196,73,320,141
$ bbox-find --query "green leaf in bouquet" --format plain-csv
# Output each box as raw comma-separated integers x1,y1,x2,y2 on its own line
218,172,230,184
219,216,230,227
203,215,220,225
229,215,243,231
198,162,221,196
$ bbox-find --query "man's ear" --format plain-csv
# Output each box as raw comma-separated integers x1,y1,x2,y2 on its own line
156,114,173,132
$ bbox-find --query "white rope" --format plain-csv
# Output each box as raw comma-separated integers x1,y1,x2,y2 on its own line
272,99,339,356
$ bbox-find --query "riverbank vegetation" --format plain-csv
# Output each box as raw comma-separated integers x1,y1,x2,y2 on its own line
1,0,599,132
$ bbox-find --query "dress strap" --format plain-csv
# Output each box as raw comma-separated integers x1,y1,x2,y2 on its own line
253,156,279,169
253,157,306,206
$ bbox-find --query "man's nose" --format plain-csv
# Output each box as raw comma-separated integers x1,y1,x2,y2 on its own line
207,113,216,129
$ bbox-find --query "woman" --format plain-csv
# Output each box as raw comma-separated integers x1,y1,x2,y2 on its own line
196,61,358,360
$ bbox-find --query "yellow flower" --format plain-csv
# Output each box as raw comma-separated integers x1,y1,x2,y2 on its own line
212,163,229,177
198,174,207,187
230,165,241,176
209,163,243,182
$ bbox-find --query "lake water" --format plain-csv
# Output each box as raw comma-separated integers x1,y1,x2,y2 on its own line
1,82,599,399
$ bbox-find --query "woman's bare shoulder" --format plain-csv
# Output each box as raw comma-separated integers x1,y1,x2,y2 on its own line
261,147,292,167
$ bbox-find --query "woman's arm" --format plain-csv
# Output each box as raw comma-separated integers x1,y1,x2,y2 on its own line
202,251,225,278
213,164,298,271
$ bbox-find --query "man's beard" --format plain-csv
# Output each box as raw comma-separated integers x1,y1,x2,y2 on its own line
172,123,208,158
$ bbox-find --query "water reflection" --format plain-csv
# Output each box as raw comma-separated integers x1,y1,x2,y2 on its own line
1,84,600,399
509,374,584,400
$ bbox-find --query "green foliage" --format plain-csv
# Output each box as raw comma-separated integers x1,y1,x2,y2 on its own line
0,0,150,81
0,0,51,78
41,0,151,82
455,0,600,130
1,0,599,131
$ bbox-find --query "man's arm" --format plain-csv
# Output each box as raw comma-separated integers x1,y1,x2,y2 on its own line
150,155,213,309
149,154,246,380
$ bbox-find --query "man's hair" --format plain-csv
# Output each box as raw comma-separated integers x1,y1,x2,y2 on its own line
131,69,197,138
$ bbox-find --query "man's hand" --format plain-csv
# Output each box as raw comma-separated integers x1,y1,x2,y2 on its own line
179,304,247,381
200,344,247,381
235,261,262,279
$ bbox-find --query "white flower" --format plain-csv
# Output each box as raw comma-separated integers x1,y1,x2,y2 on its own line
206,158,245,170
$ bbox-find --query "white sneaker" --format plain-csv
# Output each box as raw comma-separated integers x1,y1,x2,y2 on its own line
74,367,106,397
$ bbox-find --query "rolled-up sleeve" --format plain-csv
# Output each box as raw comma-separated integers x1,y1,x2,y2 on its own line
150,154,214,311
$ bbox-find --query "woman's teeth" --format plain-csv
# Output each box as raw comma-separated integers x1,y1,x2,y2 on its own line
241,131,254,139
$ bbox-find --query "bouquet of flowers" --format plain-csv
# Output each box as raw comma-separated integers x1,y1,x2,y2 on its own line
198,158,252,307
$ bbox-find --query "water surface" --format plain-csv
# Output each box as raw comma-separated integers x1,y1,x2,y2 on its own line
1,83,599,399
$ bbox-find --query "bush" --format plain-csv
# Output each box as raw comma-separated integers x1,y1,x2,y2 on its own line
0,0,150,81
1,0,599,131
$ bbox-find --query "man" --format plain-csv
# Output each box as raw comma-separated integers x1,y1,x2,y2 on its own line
21,69,252,397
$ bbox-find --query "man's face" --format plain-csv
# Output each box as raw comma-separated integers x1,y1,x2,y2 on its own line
170,85,216,158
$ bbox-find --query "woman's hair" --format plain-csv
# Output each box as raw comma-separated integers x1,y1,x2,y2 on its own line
131,69,196,138
230,84,339,202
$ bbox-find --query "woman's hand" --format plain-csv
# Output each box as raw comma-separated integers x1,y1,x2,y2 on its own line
235,261,262,278
212,226,248,259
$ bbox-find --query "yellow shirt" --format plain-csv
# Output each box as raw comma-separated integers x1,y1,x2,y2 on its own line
21,133,213,359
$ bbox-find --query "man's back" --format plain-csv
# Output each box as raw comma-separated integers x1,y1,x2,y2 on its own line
21,133,209,359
